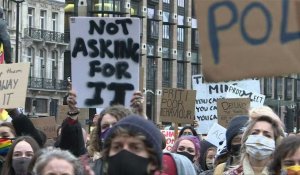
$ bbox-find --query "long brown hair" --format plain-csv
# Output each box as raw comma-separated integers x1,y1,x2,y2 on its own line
1,136,40,175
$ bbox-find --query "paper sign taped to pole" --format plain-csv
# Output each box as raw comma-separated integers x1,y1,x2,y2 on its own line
195,0,300,82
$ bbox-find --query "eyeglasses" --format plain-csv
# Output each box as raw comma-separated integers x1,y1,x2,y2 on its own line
178,146,195,154
182,131,193,136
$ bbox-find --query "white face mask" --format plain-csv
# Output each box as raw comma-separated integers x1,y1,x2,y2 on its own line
245,135,275,160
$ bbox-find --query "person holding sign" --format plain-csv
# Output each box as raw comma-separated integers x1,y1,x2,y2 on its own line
223,116,282,175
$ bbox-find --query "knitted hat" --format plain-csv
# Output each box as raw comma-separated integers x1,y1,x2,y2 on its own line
226,115,249,151
104,115,162,167
171,136,201,158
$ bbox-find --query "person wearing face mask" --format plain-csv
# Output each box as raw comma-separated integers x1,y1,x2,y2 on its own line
171,136,201,174
269,135,300,175
100,115,162,175
224,115,282,175
199,140,217,175
1,136,40,175
214,115,248,175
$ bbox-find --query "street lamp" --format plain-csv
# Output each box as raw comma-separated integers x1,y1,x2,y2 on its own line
11,0,24,63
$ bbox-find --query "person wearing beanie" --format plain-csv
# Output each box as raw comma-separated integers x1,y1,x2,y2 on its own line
101,115,162,175
199,140,217,175
171,135,201,174
214,115,248,175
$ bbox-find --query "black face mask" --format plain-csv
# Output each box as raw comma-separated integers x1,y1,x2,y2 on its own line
176,151,194,162
230,144,241,156
107,150,150,175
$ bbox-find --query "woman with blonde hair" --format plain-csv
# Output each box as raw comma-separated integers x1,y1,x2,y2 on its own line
224,115,282,175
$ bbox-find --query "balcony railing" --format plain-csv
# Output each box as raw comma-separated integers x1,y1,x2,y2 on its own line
28,77,68,90
24,28,67,43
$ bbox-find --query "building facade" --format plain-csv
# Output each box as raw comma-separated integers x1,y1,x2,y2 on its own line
1,0,68,117
2,0,299,131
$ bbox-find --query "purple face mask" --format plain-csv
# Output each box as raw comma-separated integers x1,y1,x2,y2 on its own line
100,128,111,142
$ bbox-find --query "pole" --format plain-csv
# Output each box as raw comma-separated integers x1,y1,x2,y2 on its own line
15,2,20,63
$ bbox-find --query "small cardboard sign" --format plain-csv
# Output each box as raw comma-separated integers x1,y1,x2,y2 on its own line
30,117,57,139
217,98,250,128
206,123,226,147
0,63,30,108
160,88,196,124
195,0,300,82
70,17,140,108
161,130,176,152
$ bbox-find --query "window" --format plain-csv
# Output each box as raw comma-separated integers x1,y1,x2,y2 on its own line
39,49,46,78
40,10,46,30
27,47,34,77
28,8,34,28
177,61,185,88
178,0,185,7
148,20,159,39
163,0,170,3
51,50,58,81
264,78,272,97
177,28,184,42
276,77,283,99
147,44,155,56
35,99,48,113
147,7,155,19
163,11,169,22
285,78,293,100
177,15,184,26
131,1,140,16
52,12,58,32
191,52,200,76
297,80,300,100
162,59,171,87
163,25,169,39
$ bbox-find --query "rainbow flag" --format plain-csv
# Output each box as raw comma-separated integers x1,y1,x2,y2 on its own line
0,138,12,155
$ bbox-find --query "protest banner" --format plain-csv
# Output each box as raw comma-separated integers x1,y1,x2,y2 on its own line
217,98,250,128
160,88,196,124
195,0,300,82
161,130,176,152
30,117,57,138
206,123,226,147
0,63,30,108
70,17,140,108
226,85,265,108
192,74,259,134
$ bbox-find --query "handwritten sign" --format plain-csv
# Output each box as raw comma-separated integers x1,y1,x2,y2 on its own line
161,130,176,152
30,117,57,138
160,88,196,124
192,74,259,134
226,85,265,108
70,17,140,108
206,123,226,147
195,0,300,82
217,98,250,128
0,63,30,108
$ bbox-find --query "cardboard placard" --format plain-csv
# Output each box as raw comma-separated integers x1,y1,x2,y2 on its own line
195,0,300,82
161,130,176,152
192,74,259,134
226,85,265,108
217,98,250,128
70,17,140,108
30,117,57,139
0,63,30,108
160,88,196,124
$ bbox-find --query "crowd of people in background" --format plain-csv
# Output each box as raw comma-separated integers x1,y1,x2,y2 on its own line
0,89,300,175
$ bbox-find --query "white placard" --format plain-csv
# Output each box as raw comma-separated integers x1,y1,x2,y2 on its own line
161,130,176,152
70,17,140,108
226,85,265,108
206,123,226,147
192,74,260,134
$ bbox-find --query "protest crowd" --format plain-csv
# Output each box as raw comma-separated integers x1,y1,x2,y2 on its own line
0,87,299,175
